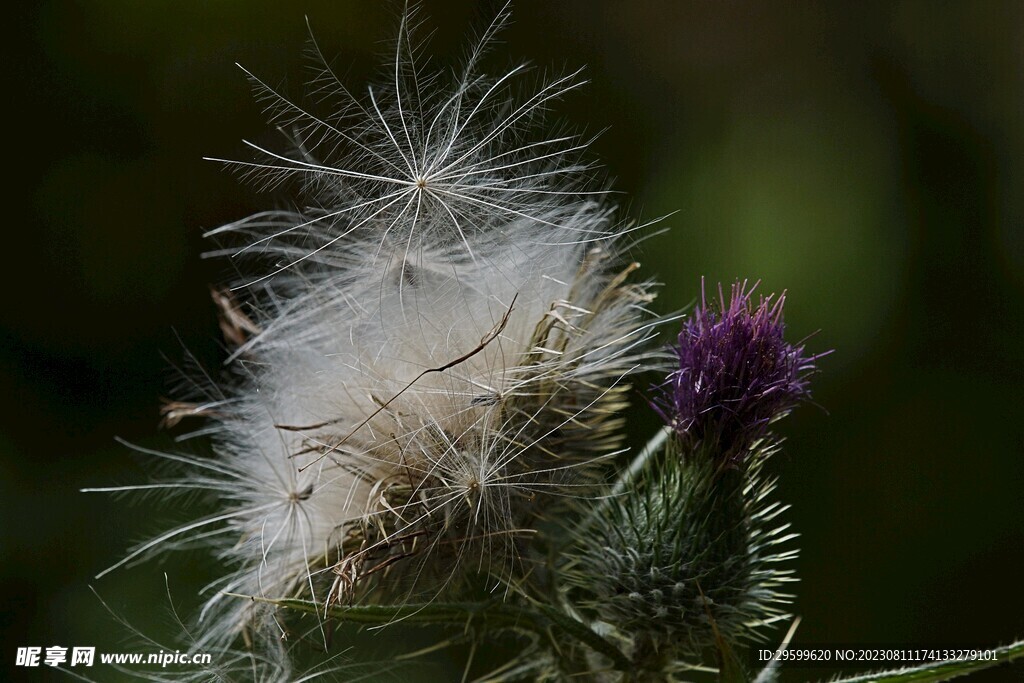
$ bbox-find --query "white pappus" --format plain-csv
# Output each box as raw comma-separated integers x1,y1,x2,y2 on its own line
93,3,665,671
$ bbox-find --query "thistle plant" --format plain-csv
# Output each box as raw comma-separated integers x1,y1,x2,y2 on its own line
91,5,1023,682
562,282,817,677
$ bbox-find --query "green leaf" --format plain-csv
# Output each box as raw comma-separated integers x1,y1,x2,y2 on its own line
820,639,1024,683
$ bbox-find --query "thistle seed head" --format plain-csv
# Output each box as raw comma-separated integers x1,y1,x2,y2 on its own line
102,6,662,657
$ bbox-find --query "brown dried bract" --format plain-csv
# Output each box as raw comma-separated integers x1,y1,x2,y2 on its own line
211,287,261,348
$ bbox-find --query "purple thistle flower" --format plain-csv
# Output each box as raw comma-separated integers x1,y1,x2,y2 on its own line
653,279,825,463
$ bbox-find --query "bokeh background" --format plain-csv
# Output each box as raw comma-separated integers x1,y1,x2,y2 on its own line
3,1,1022,680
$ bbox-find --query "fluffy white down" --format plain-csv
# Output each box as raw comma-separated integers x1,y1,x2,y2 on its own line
198,214,654,644
103,7,662,668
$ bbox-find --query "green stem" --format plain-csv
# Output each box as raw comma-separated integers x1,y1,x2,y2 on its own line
534,603,632,673
821,639,1024,683
240,595,632,673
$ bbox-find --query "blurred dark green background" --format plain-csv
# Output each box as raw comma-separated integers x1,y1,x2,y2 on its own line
3,1,1022,680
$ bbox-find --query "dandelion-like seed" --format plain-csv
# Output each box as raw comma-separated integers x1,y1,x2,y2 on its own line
95,5,660,665
204,8,613,286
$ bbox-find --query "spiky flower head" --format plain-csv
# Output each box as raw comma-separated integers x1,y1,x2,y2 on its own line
562,281,824,673
653,279,821,463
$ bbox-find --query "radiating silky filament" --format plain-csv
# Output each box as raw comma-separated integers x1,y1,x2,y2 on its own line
99,6,662,666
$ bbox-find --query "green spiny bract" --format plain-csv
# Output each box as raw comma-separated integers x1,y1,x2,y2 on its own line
562,439,797,673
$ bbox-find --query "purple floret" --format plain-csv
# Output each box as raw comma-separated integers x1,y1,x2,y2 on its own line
653,280,825,462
